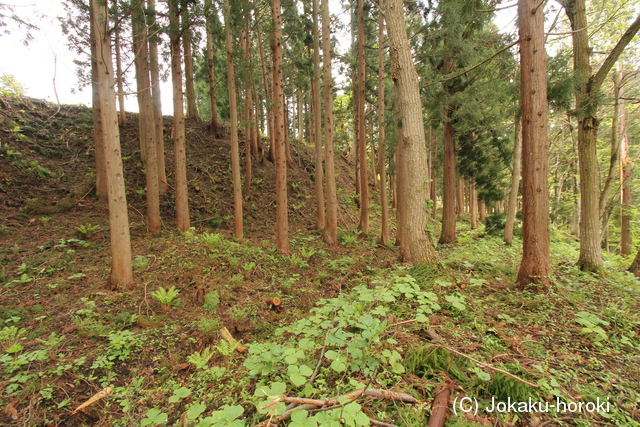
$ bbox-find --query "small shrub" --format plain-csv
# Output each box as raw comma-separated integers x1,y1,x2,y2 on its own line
203,290,220,313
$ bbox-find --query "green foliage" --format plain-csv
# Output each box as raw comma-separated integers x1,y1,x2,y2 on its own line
198,317,220,340
75,223,98,239
484,212,507,236
203,290,220,312
0,74,26,96
151,286,180,307
187,347,215,369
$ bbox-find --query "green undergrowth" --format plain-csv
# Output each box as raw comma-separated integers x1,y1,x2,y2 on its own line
1,221,639,426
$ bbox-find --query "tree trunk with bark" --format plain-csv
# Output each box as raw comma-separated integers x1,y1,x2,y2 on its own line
182,4,200,121
90,0,133,288
386,0,437,264
378,1,389,245
132,3,161,234
90,12,107,204
205,0,220,137
312,0,325,231
439,88,457,244
147,0,167,195
113,0,126,128
516,0,551,288
322,0,338,245
224,0,244,240
169,0,190,232
620,78,632,256
273,0,290,254
504,115,522,245
560,0,640,271
357,0,369,234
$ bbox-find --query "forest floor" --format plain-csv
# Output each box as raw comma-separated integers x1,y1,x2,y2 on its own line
0,95,639,427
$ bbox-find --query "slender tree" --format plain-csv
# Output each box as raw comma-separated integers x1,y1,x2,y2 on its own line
559,0,640,271
504,115,522,245
222,0,243,240
205,0,220,136
147,0,167,194
377,0,389,245
132,1,160,234
168,0,190,231
273,0,290,254
356,0,369,234
386,0,437,264
113,0,126,127
322,0,339,245
516,0,551,287
90,0,133,288
312,0,325,231
182,3,200,121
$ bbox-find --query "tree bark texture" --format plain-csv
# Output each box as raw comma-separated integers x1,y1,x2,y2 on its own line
272,0,290,254
357,0,369,234
386,0,437,265
312,0,325,231
169,0,190,232
439,93,457,243
90,0,133,288
504,115,522,245
378,1,389,245
205,0,220,137
182,4,200,121
90,12,107,204
132,4,161,234
516,0,551,288
322,0,338,245
147,0,167,195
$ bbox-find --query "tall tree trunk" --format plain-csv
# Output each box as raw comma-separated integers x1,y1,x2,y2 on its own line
312,0,325,231
479,200,486,221
504,114,522,245
223,0,243,240
456,175,465,216
430,125,437,219
169,0,190,232
386,0,437,264
599,70,622,221
113,0,126,127
257,24,274,162
357,0,369,234
240,25,252,197
628,249,640,277
182,4,200,121
378,2,389,245
273,0,290,254
205,0,220,137
394,102,410,261
517,0,551,288
469,182,477,229
439,78,457,244
322,0,338,245
560,0,640,271
90,11,107,204
90,0,133,288
148,0,167,195
620,78,631,256
132,3,161,234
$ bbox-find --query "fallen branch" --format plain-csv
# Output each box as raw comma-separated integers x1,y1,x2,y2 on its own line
427,380,452,427
72,386,112,414
437,344,539,388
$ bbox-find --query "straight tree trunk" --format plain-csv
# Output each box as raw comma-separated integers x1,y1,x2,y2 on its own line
394,103,410,261
90,0,133,288
629,249,640,277
430,125,437,219
504,115,522,245
378,3,389,245
516,0,551,288
132,3,161,234
357,0,369,234
312,0,325,231
620,79,632,256
223,0,244,240
205,0,220,137
240,25,252,197
386,0,437,264
439,80,457,244
598,70,622,220
147,0,167,195
182,4,200,121
113,0,126,127
470,182,477,229
169,0,190,232
257,24,274,162
273,0,290,254
322,0,338,245
560,1,640,271
90,12,107,204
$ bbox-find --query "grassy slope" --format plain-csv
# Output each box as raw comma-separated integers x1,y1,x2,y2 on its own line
0,96,639,426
